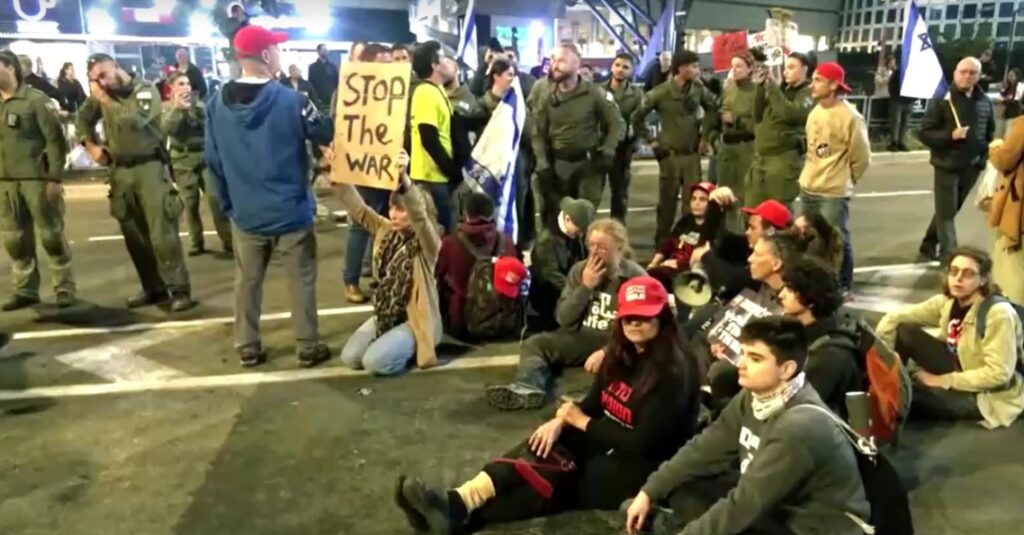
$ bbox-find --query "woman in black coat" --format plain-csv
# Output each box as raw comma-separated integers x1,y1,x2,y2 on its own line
56,62,86,113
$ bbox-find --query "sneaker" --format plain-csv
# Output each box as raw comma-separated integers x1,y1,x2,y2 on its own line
169,294,198,313
55,291,76,309
188,245,205,257
916,244,940,263
484,383,547,411
0,331,11,351
126,291,169,309
298,343,331,368
2,294,40,312
345,284,368,304
394,475,429,532
239,346,267,368
619,498,676,534
400,476,465,534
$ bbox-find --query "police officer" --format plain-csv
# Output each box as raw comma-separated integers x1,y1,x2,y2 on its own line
716,51,758,233
77,53,195,312
604,53,643,223
0,51,74,311
744,52,814,210
161,71,232,257
632,49,718,248
532,43,621,229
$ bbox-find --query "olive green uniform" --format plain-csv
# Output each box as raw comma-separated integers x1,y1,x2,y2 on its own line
76,77,191,298
632,79,718,247
716,78,758,233
531,77,621,228
0,84,73,300
605,79,644,222
745,80,814,209
160,100,232,253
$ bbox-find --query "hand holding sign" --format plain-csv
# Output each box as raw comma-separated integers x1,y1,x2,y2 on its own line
332,62,411,190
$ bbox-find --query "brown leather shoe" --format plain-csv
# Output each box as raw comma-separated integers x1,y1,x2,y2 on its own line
345,284,368,304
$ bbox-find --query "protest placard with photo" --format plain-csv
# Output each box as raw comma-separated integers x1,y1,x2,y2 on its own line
331,62,411,190
706,289,781,365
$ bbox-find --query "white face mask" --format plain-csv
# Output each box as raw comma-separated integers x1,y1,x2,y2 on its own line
751,372,806,421
557,211,570,235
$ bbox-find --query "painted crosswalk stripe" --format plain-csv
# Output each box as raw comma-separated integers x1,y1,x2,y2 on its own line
55,328,191,383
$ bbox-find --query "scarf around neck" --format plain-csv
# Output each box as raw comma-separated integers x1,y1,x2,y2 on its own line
373,229,419,337
751,372,806,421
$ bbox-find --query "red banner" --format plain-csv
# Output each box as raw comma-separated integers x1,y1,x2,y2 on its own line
712,31,750,73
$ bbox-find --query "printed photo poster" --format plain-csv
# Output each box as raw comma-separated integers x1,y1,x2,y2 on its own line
332,62,411,190
706,289,781,365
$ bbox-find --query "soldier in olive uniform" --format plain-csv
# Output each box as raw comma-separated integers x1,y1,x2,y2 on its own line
162,71,232,257
745,52,814,210
532,43,621,230
605,53,643,223
0,51,74,311
715,51,758,233
632,49,719,248
77,54,195,312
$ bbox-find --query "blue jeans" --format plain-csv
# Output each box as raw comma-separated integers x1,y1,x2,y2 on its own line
798,191,854,291
343,186,390,286
340,317,416,376
414,180,453,233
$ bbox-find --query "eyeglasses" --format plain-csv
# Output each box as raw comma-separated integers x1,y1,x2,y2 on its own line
948,266,979,279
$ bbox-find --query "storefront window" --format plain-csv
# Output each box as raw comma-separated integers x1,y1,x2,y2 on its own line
946,5,960,19
981,3,997,18
963,4,978,19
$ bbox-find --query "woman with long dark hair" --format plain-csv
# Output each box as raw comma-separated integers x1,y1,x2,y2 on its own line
1000,68,1023,135
395,276,701,533
56,62,86,113
794,212,843,274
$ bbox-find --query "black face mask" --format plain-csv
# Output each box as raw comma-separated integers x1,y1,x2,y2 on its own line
109,84,133,99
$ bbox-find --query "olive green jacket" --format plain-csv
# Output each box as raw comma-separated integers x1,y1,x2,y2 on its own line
753,80,814,156
719,78,757,140
531,77,622,170
605,79,643,143
632,78,718,154
76,76,165,161
0,84,67,181
160,101,206,171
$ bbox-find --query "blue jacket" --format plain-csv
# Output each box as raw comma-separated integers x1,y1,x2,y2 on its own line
205,80,333,235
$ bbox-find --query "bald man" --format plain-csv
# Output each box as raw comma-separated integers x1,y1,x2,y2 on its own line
917,57,995,261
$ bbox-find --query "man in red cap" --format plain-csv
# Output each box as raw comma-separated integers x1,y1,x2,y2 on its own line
797,61,869,299
204,25,335,368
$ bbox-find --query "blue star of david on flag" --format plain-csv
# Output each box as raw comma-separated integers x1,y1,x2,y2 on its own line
917,32,932,52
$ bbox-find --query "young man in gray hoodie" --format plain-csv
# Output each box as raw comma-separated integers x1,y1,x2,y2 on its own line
485,218,646,411
626,316,870,535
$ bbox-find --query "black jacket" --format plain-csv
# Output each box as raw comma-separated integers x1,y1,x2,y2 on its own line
805,316,866,420
24,73,60,101
56,78,86,113
285,77,319,103
179,63,208,99
887,66,915,104
308,58,339,108
918,86,995,170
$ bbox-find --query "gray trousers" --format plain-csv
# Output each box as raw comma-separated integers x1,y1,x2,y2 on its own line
515,330,609,391
233,224,319,352
921,166,982,256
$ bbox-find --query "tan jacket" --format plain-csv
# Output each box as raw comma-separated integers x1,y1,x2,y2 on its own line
987,118,1024,249
798,100,871,198
337,183,443,368
876,295,1024,429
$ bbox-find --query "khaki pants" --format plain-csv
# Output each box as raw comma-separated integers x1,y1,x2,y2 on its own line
108,161,191,296
655,153,702,248
0,180,75,298
716,141,755,234
175,166,232,251
535,158,605,230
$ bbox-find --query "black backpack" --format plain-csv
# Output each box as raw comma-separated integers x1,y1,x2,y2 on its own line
457,233,523,339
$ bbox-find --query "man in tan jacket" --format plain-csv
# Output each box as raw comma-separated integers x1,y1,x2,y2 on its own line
797,62,870,299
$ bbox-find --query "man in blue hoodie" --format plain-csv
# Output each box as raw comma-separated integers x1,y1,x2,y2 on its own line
205,25,334,368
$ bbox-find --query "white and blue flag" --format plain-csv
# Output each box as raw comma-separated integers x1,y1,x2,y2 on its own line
463,78,526,242
456,0,479,72
900,0,947,99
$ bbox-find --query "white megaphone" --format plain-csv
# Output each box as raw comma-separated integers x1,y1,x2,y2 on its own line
673,268,713,307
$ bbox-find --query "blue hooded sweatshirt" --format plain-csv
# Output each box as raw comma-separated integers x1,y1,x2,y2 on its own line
204,80,333,235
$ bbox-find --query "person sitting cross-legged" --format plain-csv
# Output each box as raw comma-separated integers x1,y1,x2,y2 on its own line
485,218,646,410
396,276,702,534
876,246,1024,429
625,316,870,535
529,197,595,331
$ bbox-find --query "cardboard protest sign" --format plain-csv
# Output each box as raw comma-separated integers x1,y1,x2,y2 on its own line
706,289,781,365
332,62,411,190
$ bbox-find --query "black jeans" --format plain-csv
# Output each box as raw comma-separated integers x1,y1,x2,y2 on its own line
608,142,635,222
894,323,982,421
888,99,912,147
921,166,982,256
664,473,797,535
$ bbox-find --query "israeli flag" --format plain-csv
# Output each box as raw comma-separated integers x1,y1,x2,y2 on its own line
463,78,526,242
457,0,479,72
900,0,947,99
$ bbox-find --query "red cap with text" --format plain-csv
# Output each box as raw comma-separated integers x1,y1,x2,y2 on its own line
741,200,792,229
233,26,289,59
617,276,669,318
493,257,527,298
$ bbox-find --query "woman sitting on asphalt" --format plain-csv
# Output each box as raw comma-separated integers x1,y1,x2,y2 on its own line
335,152,443,376
793,212,843,275
876,247,1024,429
395,276,701,533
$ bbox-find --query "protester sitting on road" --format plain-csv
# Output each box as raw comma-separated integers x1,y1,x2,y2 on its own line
625,316,870,535
985,119,1024,305
485,218,646,410
876,247,1024,429
396,276,702,533
529,197,595,331
794,212,843,274
436,192,519,340
336,153,443,376
647,182,724,292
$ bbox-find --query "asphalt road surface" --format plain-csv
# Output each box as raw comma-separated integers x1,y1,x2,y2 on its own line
0,160,1020,535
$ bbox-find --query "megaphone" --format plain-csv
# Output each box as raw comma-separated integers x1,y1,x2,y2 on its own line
673,268,713,307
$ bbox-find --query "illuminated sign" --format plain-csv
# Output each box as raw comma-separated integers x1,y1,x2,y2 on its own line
13,0,57,22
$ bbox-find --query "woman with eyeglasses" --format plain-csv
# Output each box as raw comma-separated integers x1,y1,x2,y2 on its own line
876,247,1024,428
395,276,701,533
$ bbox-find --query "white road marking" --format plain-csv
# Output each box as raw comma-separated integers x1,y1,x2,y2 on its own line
853,262,939,274
12,305,374,341
0,354,520,401
54,328,191,383
598,207,655,215
854,190,930,198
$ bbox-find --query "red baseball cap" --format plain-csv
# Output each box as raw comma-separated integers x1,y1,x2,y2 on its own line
494,257,528,298
617,276,669,319
741,200,792,229
690,181,716,196
814,62,851,93
233,25,288,59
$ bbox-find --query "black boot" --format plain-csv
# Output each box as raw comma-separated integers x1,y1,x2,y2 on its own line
400,476,467,534
297,343,331,368
394,475,429,531
2,294,40,312
126,290,169,309
239,345,267,368
169,293,198,312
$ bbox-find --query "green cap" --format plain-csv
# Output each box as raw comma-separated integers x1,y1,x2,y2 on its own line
559,196,595,231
